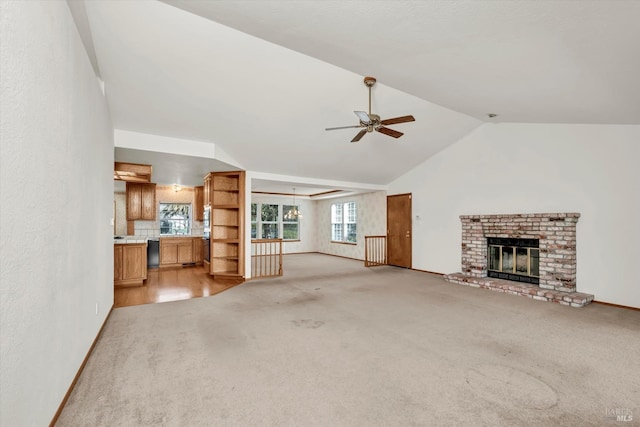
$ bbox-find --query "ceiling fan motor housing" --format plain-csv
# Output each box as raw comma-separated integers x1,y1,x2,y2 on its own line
325,75,415,142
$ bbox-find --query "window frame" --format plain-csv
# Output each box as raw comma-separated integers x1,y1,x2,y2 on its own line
159,203,192,236
251,202,301,241
260,203,280,239
331,201,357,244
282,204,300,241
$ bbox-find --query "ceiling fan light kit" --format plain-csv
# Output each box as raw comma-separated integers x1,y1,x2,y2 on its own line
325,76,415,143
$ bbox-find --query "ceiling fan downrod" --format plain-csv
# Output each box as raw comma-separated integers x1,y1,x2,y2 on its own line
364,76,376,116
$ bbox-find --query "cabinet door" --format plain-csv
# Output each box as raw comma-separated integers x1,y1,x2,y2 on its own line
114,245,123,281
192,238,203,263
160,241,178,265
126,183,142,220
178,241,193,263
122,245,146,280
194,186,204,221
141,184,156,220
203,175,211,206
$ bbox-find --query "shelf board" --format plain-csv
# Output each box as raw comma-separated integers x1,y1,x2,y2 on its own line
212,224,239,227
212,238,239,243
212,256,239,260
213,189,240,193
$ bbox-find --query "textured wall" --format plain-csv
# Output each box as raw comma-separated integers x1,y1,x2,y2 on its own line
0,1,114,425
389,123,640,307
314,191,387,260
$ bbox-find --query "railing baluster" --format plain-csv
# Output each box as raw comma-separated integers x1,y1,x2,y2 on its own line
365,235,387,267
251,239,284,279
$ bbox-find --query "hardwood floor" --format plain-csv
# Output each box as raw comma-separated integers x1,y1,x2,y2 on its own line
114,266,244,308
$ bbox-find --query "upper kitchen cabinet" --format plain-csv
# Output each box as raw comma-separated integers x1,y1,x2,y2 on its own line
126,182,156,220
203,174,211,206
194,186,204,221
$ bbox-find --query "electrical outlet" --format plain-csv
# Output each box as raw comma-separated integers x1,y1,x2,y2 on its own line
110,218,114,226
95,303,99,315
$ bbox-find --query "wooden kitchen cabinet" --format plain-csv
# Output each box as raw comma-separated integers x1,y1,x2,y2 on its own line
114,245,123,280
178,240,193,263
114,243,147,286
126,183,156,220
160,239,179,265
194,186,204,221
203,174,212,206
193,237,203,264
160,237,201,267
205,171,245,279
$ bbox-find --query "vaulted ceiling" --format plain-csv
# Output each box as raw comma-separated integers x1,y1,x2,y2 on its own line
79,0,640,188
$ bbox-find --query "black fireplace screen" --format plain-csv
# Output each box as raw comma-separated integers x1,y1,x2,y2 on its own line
487,237,539,284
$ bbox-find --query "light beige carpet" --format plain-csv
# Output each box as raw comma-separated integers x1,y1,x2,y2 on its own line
57,254,639,426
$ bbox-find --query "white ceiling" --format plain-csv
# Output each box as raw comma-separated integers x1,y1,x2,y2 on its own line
80,1,640,191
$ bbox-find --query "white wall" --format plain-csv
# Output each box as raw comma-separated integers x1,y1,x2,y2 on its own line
251,194,317,254
315,191,387,260
389,123,640,307
0,2,114,425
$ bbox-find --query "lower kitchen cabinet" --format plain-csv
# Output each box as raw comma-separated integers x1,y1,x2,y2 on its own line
193,238,203,264
160,239,179,265
160,237,203,267
114,243,147,286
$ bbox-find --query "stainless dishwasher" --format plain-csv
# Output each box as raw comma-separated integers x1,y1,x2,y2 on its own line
147,239,160,269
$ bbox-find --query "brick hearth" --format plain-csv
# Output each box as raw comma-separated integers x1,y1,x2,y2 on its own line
444,212,594,307
444,273,594,307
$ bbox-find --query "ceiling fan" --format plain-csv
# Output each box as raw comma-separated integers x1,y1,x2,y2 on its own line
325,76,415,142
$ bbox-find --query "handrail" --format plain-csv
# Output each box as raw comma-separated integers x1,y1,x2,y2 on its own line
251,239,283,278
365,235,387,267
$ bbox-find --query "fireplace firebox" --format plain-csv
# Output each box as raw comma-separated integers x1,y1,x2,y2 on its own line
487,237,539,284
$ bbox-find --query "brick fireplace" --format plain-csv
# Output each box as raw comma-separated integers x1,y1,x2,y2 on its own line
444,213,594,307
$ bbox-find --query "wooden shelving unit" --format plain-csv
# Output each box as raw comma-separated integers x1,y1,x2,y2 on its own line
205,171,245,279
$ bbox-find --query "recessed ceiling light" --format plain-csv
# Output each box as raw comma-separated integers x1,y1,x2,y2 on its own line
487,113,498,118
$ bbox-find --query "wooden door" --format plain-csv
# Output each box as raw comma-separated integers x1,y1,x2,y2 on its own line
141,184,156,220
192,238,203,263
126,183,142,220
178,241,193,263
122,245,146,280
160,241,178,265
387,193,412,268
203,174,211,206
114,245,123,281
194,186,204,221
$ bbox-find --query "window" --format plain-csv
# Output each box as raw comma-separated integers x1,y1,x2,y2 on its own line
261,204,279,239
160,203,191,235
251,203,258,239
332,201,356,243
251,202,300,241
282,205,300,240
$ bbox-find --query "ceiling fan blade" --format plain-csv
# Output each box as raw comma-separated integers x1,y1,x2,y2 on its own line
376,126,404,139
325,125,362,131
351,130,367,142
380,115,416,126
354,111,371,124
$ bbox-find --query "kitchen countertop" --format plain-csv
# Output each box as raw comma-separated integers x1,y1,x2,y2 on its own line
114,235,203,244
113,237,148,244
